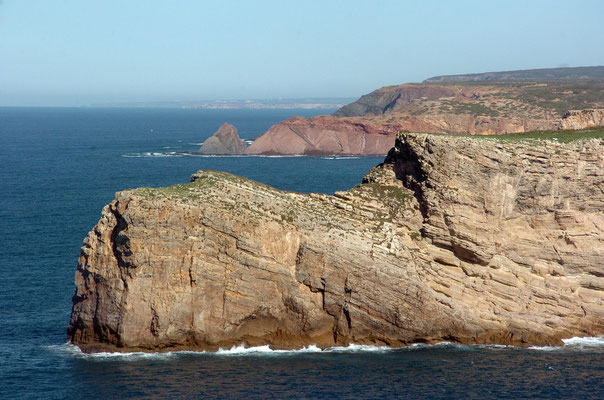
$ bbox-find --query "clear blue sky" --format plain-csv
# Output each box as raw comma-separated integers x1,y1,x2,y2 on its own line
1,0,603,106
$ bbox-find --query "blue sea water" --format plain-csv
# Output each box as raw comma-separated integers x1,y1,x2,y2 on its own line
0,107,602,399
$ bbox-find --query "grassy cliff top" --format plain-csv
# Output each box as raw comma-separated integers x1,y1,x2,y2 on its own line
405,126,604,143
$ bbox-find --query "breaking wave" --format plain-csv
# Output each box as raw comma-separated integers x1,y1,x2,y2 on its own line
528,336,604,351
45,336,604,362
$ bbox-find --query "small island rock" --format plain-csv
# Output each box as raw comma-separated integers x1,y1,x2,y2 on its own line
197,123,247,155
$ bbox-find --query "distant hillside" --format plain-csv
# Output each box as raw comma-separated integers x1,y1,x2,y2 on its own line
424,66,604,83
334,81,604,119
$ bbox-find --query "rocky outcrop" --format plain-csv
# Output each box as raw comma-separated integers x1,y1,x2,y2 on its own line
561,109,604,130
245,114,557,156
68,132,604,352
244,116,400,155
197,123,247,155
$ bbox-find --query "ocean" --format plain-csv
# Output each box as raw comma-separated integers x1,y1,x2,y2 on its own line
0,107,602,399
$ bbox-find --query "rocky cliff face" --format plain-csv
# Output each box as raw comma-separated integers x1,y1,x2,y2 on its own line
334,85,456,117
68,133,604,352
245,109,604,156
561,109,604,130
245,116,400,155
197,123,247,155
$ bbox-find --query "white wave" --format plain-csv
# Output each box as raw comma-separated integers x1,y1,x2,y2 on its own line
121,152,191,158
529,336,604,351
45,342,181,361
47,337,604,361
323,344,392,352
562,336,604,346
216,344,322,355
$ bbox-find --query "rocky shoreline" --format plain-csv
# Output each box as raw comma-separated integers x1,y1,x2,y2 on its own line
68,131,604,352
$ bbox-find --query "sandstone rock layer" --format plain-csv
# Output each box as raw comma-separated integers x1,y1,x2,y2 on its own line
69,133,604,352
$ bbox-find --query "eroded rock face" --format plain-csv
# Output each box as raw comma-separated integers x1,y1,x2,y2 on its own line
562,109,604,130
244,111,604,156
197,123,247,155
68,133,604,352
245,116,400,155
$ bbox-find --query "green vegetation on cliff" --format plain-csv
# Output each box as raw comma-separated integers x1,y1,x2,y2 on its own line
420,126,604,143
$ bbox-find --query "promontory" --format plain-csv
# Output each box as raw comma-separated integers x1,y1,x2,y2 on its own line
68,128,604,352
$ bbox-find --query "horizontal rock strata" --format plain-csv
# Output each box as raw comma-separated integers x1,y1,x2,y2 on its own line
69,133,604,352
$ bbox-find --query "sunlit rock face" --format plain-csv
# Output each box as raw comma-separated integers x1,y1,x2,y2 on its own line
69,132,604,352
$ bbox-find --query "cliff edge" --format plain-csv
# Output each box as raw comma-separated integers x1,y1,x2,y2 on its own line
68,131,604,352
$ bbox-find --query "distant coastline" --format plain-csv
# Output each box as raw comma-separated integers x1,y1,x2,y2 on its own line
87,98,355,110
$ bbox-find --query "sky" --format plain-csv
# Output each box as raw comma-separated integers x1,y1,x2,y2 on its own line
1,0,603,106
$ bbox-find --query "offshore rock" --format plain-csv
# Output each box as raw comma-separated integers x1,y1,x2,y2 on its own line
68,133,604,352
197,123,247,155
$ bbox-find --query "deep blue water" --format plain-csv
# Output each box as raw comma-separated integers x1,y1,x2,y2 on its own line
0,107,602,399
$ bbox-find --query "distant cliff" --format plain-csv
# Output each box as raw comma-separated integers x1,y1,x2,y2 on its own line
424,65,604,83
334,82,604,119
561,109,604,130
69,130,604,352
244,116,400,155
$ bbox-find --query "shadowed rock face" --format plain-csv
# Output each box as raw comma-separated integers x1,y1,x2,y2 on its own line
197,123,247,155
68,133,604,352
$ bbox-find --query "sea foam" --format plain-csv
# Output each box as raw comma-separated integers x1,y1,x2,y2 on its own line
528,336,604,351
46,336,604,361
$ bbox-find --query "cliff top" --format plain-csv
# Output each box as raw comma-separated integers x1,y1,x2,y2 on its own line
334,81,604,119
416,125,604,143
424,66,604,83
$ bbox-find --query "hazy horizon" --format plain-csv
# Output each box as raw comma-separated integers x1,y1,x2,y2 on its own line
1,0,603,106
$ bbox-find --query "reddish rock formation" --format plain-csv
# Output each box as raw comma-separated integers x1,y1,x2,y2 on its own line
245,116,401,155
244,114,559,156
197,123,247,155
245,109,604,156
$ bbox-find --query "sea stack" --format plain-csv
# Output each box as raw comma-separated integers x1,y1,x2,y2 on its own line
197,123,247,155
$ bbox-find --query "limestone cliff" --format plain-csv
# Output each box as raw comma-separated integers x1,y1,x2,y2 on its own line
68,132,604,352
197,123,247,155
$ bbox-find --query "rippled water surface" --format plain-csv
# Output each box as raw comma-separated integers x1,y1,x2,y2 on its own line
1,107,602,399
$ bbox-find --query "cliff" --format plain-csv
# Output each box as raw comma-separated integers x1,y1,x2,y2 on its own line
197,123,247,155
561,109,604,130
68,131,604,352
244,116,400,155
245,110,604,156
244,79,604,155
424,65,604,83
334,82,604,120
